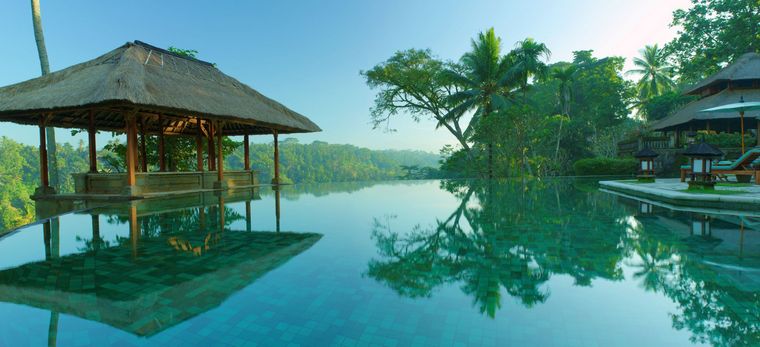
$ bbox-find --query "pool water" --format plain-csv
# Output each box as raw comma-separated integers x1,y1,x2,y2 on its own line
0,179,757,346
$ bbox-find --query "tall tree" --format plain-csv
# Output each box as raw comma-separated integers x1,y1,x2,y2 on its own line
666,0,760,84
508,38,552,95
445,28,515,178
550,64,578,160
626,44,676,103
362,49,471,153
31,0,59,189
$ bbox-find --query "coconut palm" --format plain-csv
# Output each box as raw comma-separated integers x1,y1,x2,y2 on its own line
509,38,552,95
550,64,578,160
443,28,515,179
31,0,59,188
626,44,676,101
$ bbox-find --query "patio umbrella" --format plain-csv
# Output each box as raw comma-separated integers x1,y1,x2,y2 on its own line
699,97,760,154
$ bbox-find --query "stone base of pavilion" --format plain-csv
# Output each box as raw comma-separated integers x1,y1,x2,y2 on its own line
31,170,260,203
600,178,760,211
72,170,258,197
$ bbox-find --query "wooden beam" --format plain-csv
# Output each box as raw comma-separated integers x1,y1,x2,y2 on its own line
158,115,166,172
125,114,137,187
88,111,97,173
196,117,204,171
38,115,49,188
217,121,224,182
139,117,148,172
273,130,279,185
244,134,250,171
208,122,216,171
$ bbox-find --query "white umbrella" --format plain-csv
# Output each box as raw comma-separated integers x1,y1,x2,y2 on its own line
699,97,760,154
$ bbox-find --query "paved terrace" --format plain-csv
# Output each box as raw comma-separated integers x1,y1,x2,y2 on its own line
600,178,760,211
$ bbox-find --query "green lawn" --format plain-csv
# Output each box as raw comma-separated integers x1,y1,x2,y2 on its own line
715,182,753,187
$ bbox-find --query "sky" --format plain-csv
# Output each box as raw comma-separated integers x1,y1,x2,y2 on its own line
0,0,691,153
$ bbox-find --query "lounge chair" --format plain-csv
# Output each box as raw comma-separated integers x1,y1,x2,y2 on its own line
680,147,760,184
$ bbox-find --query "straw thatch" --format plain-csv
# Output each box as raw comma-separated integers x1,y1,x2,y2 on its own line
649,89,760,131
684,52,760,95
0,41,321,136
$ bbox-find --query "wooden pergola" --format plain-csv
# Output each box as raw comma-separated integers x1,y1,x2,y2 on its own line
0,41,320,197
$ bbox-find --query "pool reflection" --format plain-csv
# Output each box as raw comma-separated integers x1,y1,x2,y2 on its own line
367,180,759,346
0,188,320,338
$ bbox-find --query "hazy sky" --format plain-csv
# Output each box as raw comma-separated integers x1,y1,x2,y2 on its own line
0,0,691,152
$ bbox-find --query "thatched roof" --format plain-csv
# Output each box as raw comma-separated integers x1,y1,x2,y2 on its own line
649,88,760,131
0,41,321,136
682,141,724,157
634,148,659,158
684,52,760,95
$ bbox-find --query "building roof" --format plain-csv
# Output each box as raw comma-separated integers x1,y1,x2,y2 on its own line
682,141,724,157
634,148,659,158
649,88,760,131
0,41,321,135
684,52,760,95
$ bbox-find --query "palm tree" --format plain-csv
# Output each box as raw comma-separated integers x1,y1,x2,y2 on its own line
509,38,552,96
626,44,676,102
550,64,578,160
31,0,59,188
444,28,515,179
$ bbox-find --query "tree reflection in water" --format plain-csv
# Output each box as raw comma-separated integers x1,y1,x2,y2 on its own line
367,179,759,346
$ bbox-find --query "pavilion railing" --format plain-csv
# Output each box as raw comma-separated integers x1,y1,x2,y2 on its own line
617,136,672,157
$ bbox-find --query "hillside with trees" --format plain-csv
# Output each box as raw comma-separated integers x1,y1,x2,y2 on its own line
0,136,439,231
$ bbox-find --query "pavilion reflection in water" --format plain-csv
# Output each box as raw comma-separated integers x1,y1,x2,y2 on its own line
0,187,318,339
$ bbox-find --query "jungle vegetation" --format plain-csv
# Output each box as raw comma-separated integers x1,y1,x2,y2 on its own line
363,0,759,178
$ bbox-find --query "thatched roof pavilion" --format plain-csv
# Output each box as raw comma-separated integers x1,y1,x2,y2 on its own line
0,41,320,196
650,52,760,133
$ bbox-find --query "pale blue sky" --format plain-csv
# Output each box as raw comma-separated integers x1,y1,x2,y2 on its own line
0,0,690,152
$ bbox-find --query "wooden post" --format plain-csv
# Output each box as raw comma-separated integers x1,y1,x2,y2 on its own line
196,117,204,171
218,195,225,231
129,204,138,258
245,200,251,232
217,121,224,182
273,130,279,185
740,111,745,154
91,214,101,252
139,117,148,172
275,187,281,232
125,114,137,188
208,122,216,171
39,115,49,189
158,116,166,172
244,134,250,171
88,111,97,173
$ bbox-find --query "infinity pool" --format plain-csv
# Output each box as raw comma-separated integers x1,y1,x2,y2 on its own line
0,179,757,346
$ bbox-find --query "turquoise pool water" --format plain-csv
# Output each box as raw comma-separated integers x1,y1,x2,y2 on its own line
0,179,757,346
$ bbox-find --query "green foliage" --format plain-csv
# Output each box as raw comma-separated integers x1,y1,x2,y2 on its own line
641,91,696,121
666,0,760,84
226,139,441,183
360,49,471,151
626,44,676,102
167,47,199,58
701,132,756,149
573,157,637,175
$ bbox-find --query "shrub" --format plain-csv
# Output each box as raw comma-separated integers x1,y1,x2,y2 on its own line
700,132,755,149
573,157,637,175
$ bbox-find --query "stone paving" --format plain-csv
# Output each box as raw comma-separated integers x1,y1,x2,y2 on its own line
600,178,760,210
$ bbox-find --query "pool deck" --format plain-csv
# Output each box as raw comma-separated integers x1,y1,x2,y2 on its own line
599,178,760,211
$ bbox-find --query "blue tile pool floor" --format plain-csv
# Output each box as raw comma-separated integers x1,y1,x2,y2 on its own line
0,179,756,346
